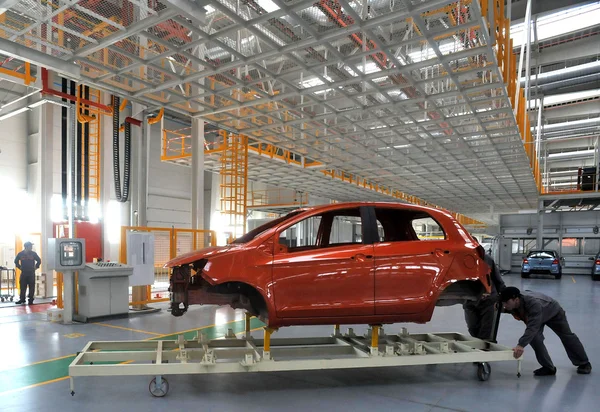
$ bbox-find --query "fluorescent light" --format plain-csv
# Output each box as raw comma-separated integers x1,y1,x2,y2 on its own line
205,5,215,13
394,144,412,149
0,106,30,121
548,149,595,159
27,100,46,109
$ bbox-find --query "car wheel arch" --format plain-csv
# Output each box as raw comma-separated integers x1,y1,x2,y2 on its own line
211,281,272,320
434,279,486,307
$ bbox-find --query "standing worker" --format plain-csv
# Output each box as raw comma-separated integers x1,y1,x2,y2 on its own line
14,241,41,305
500,286,592,375
463,251,505,341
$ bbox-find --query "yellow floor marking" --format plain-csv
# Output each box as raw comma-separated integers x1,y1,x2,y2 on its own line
0,376,70,396
64,333,86,338
4,354,76,370
572,276,576,283
3,316,261,394
94,322,162,336
150,316,254,340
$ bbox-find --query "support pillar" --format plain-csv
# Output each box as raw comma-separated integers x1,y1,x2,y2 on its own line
39,103,54,297
191,118,205,230
138,112,150,227
131,104,150,309
536,200,544,250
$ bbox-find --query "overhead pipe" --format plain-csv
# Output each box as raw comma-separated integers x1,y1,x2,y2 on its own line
533,73,600,96
41,68,112,114
521,61,600,87
147,108,164,125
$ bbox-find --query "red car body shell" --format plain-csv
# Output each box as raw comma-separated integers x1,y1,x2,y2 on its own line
165,202,490,328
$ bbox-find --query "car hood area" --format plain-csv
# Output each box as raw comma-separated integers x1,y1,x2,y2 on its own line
164,244,244,268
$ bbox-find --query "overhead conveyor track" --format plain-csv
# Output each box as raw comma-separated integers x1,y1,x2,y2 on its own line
69,320,522,397
0,0,540,215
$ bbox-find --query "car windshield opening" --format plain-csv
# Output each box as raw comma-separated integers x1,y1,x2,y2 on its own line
232,210,304,244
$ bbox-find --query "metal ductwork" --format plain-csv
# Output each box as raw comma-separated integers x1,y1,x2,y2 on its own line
525,61,600,95
523,61,600,86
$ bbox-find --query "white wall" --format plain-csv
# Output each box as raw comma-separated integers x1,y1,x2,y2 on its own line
0,108,28,190
148,118,191,228
500,210,600,274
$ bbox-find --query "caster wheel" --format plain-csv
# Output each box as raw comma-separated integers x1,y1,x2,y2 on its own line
10,297,13,302
477,362,491,381
71,391,75,396
1,298,4,302
149,377,169,397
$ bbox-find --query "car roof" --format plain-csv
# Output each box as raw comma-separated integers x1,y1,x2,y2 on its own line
291,201,452,217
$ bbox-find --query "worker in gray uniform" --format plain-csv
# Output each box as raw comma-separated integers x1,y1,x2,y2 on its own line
463,252,505,341
500,286,592,376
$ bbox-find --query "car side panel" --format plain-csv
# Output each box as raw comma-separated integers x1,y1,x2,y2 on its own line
374,240,454,315
199,243,277,315
272,244,375,318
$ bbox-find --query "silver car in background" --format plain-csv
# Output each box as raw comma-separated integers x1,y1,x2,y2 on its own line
521,250,563,279
589,252,600,281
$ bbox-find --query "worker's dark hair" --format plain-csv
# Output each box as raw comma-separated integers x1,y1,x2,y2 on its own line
499,286,521,302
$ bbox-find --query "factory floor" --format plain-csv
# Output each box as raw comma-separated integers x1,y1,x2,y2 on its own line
1,273,598,412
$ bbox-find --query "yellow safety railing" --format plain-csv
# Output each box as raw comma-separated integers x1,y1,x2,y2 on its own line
220,131,249,239
119,226,217,306
483,0,543,193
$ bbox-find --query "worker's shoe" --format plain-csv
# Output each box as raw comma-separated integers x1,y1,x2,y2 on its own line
28,299,34,305
14,300,26,305
577,362,592,374
533,366,557,376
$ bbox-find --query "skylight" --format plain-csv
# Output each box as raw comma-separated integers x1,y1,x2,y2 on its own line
257,0,280,13
511,2,600,43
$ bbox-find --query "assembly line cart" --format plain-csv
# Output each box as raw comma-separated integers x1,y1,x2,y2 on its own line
69,313,521,398
0,267,16,302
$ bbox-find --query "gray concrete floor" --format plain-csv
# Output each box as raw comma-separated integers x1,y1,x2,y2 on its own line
1,273,598,412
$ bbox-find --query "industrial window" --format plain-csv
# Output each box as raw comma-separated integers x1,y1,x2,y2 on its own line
583,238,600,255
374,208,446,242
561,238,580,255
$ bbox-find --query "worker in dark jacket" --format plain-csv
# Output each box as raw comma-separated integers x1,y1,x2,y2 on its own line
14,241,41,305
463,253,505,341
500,286,592,375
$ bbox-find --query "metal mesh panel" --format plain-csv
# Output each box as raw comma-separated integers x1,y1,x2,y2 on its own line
148,18,192,48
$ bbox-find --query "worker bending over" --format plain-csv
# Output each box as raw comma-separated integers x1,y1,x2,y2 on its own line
500,286,592,376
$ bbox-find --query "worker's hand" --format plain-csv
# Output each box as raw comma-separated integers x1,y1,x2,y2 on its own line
513,345,524,359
